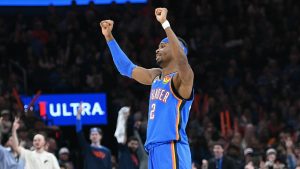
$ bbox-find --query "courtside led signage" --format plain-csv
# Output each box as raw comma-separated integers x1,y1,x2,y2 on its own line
21,93,107,126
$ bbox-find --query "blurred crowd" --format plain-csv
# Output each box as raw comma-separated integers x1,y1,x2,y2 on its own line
1,0,300,168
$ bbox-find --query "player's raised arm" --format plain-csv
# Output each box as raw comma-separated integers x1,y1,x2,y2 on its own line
100,20,161,85
155,8,194,99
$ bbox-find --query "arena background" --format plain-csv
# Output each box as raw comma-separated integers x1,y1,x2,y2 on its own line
1,0,300,169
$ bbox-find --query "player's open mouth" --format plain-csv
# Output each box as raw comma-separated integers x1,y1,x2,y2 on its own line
156,55,160,61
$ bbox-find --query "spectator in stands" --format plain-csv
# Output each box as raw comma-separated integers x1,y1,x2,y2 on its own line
58,147,74,169
263,148,285,169
242,148,254,169
201,160,208,169
0,117,25,169
76,103,112,169
208,141,237,169
46,137,58,155
114,106,143,169
285,137,297,169
1,110,12,134
11,117,60,169
293,143,300,167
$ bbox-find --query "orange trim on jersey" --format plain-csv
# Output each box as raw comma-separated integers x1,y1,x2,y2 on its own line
175,100,182,140
169,81,181,101
171,142,177,169
169,75,182,140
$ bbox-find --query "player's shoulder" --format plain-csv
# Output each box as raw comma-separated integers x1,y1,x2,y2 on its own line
150,68,162,75
150,68,162,82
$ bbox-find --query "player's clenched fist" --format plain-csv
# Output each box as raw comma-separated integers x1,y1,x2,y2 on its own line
155,8,168,24
100,20,114,40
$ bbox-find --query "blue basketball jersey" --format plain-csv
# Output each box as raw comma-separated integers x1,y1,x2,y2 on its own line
144,72,193,151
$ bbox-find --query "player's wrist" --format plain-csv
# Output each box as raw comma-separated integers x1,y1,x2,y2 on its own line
105,34,114,42
161,20,170,29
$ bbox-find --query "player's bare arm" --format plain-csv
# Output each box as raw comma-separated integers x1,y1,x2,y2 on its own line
132,67,161,85
155,8,194,99
100,20,161,85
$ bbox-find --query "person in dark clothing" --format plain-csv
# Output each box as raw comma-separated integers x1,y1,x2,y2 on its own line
227,143,243,169
240,148,254,169
114,107,140,169
208,142,237,169
118,136,139,169
76,104,112,169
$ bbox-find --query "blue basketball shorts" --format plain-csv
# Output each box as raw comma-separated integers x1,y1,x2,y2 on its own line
148,141,191,169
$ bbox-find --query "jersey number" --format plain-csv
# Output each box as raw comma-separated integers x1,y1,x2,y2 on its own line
150,103,156,120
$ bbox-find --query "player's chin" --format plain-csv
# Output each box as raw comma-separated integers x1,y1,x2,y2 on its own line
156,60,162,67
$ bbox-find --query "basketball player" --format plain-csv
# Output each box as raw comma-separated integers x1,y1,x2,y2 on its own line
100,7,194,169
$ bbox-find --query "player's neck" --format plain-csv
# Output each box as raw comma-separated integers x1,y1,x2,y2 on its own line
161,66,175,78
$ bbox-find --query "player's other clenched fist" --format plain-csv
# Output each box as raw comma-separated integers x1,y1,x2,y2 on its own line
100,20,114,38
155,8,168,24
